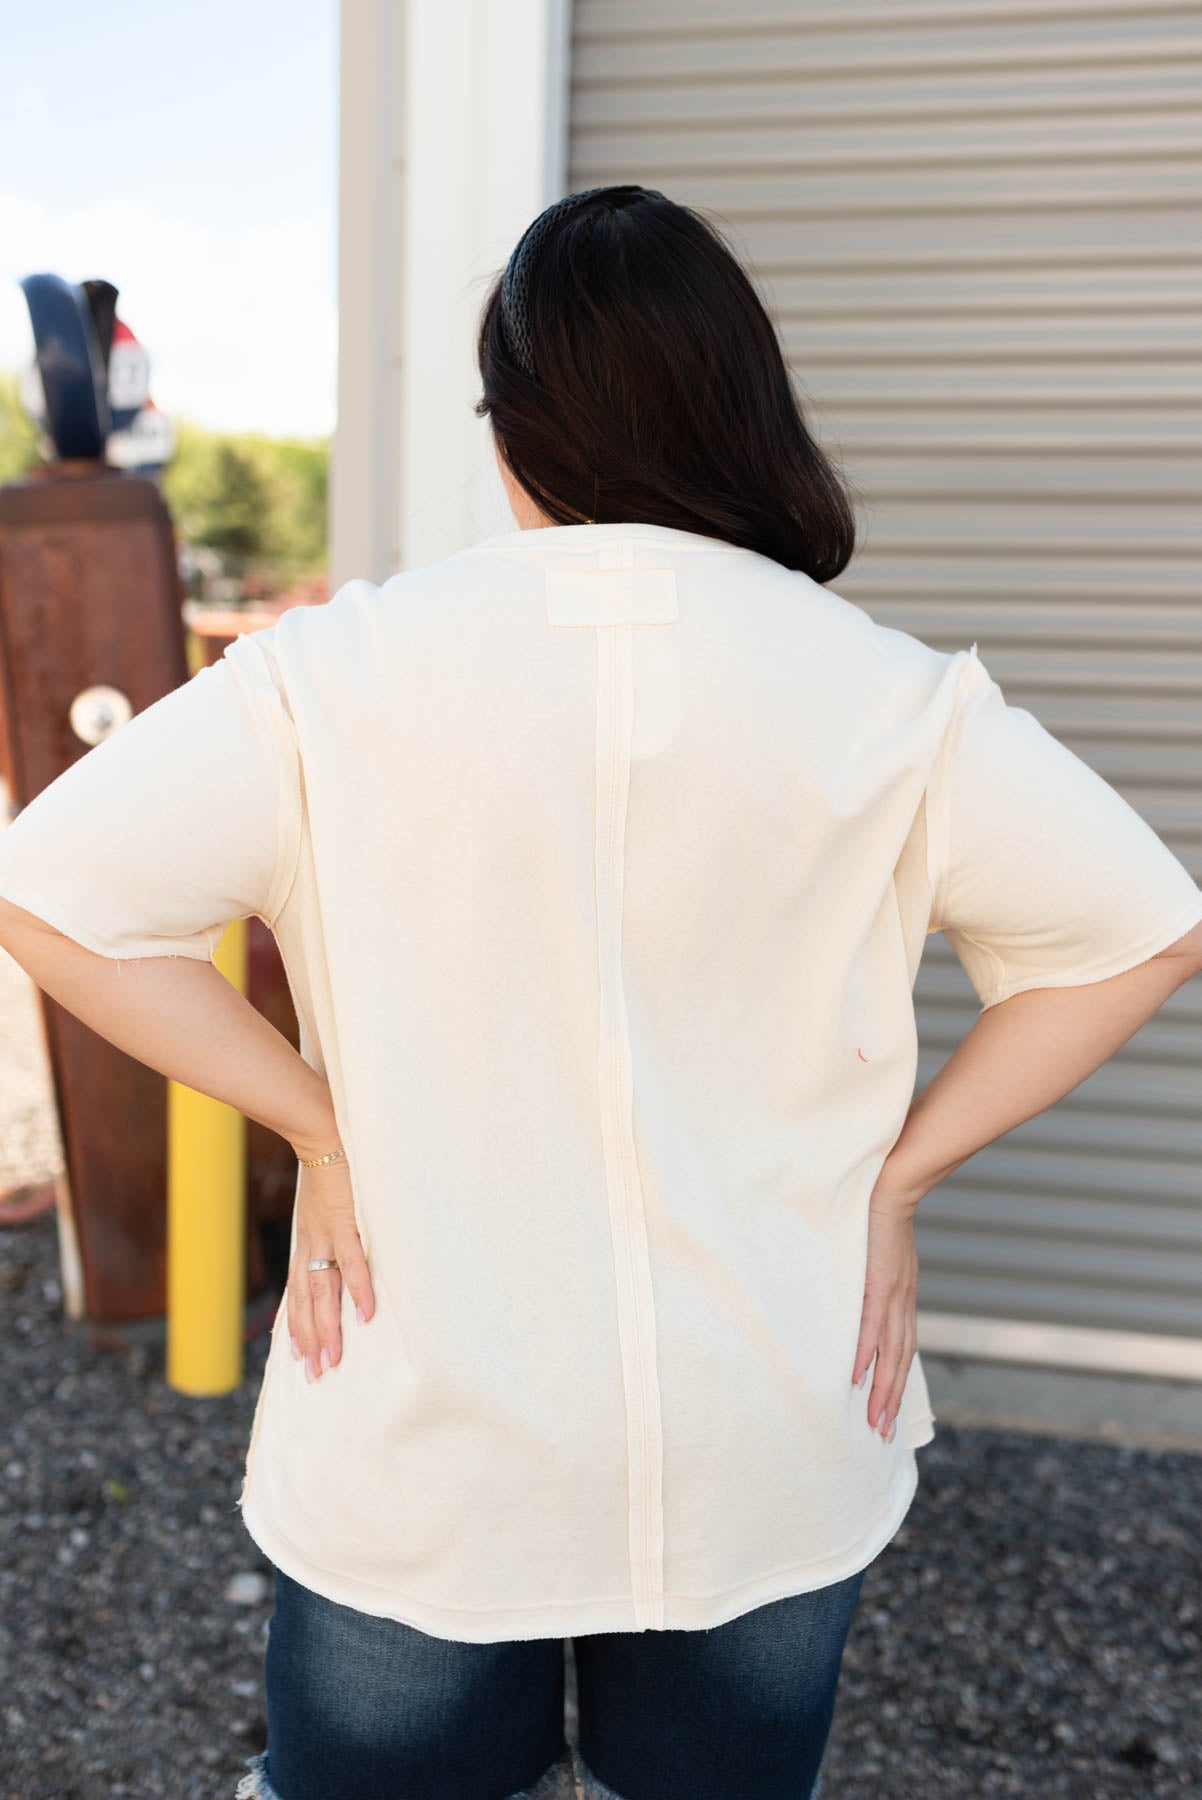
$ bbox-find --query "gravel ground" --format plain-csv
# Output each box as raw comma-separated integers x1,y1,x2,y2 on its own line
2,946,1200,1800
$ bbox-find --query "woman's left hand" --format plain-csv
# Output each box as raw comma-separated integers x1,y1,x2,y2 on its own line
286,1144,375,1382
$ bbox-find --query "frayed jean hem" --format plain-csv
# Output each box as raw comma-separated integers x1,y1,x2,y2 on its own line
233,1744,580,1800
234,1752,282,1800
568,1742,825,1799
235,1738,825,1799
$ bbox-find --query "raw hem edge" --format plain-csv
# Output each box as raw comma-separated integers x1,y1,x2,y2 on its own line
977,891,1202,1011
240,1451,924,1644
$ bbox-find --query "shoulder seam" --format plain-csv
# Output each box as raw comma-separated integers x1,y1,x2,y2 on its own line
925,643,992,930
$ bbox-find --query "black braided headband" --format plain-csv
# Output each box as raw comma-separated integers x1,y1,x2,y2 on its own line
499,186,617,377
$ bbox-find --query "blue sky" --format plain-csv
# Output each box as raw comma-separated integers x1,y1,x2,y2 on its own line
2,0,338,436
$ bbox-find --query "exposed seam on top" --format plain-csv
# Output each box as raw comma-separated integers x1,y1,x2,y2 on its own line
925,641,986,931
592,617,666,1630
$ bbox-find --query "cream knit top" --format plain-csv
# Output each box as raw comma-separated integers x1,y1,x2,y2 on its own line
2,520,1199,1643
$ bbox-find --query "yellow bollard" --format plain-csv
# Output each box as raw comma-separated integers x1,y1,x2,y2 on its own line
166,915,249,1395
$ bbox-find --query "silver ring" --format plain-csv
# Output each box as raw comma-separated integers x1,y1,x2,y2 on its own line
307,1258,338,1273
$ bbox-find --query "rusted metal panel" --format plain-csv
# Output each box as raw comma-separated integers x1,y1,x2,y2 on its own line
0,464,298,1325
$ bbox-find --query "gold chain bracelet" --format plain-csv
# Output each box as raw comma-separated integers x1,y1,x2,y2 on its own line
298,1146,347,1169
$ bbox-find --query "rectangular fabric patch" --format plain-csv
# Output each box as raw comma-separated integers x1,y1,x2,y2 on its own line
545,568,679,628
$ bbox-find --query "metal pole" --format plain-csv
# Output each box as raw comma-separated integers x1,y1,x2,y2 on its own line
166,916,248,1394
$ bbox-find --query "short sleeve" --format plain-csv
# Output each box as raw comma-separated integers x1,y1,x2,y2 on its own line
927,649,1202,1011
0,626,301,963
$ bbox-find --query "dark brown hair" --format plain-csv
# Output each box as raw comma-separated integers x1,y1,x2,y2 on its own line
475,185,858,582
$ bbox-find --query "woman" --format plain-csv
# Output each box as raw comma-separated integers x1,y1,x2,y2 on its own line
0,185,1199,1800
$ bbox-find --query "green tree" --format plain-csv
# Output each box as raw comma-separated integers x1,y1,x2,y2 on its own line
241,432,329,571
0,372,43,484
170,436,271,560
164,419,329,577
0,387,330,580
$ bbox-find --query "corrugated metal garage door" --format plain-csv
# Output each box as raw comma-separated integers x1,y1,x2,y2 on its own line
568,0,1202,1349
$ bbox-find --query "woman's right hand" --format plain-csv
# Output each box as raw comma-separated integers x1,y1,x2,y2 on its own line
851,1169,925,1443
285,1151,375,1382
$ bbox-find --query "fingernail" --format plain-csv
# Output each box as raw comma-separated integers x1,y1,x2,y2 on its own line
887,1417,898,1443
879,1411,890,1437
303,1355,316,1384
290,1336,302,1362
857,1369,867,1389
320,1345,331,1374
356,1304,366,1326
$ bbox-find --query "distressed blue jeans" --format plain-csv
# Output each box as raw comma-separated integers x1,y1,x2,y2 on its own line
236,1563,865,1800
